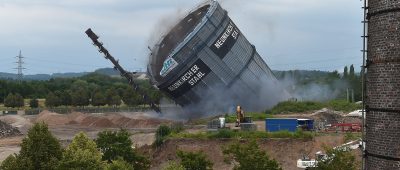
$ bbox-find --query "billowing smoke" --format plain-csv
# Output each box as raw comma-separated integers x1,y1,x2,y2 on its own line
156,74,291,120
277,71,349,102
147,9,185,49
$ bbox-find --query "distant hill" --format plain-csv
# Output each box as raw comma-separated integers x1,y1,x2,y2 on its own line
0,67,145,80
93,68,120,77
0,68,336,81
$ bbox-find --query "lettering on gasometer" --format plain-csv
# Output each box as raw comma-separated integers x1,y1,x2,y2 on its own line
210,20,240,59
162,59,211,98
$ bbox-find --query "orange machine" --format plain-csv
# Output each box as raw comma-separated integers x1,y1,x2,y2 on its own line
236,105,245,127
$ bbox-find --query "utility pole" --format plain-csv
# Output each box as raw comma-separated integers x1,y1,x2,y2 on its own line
14,50,25,82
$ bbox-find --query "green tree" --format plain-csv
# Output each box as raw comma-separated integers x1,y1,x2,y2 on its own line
310,147,357,170
111,95,122,107
4,93,16,108
58,132,105,170
0,154,18,170
222,140,282,170
18,122,63,170
343,66,348,79
70,88,90,107
4,93,24,108
104,157,134,170
349,64,355,78
154,125,171,147
92,91,106,106
106,89,121,107
148,90,161,105
122,88,142,106
176,150,213,170
163,161,185,170
96,129,150,170
59,90,72,106
29,98,39,108
14,93,24,108
45,92,61,107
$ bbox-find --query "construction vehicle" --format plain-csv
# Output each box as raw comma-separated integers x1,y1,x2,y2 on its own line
297,139,361,169
235,105,245,127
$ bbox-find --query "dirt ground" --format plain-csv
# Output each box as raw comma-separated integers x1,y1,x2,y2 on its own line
143,135,360,170
0,110,362,169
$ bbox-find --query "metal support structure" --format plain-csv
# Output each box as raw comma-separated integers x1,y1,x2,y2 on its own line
361,0,368,169
14,50,25,82
85,28,161,113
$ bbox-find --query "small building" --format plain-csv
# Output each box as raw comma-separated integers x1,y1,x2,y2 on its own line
265,118,314,132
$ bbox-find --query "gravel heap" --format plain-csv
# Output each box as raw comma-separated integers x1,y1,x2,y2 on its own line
0,120,21,138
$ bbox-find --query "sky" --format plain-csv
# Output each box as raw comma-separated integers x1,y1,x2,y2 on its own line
0,0,364,75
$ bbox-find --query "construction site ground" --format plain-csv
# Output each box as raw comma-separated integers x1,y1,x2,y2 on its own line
0,109,362,170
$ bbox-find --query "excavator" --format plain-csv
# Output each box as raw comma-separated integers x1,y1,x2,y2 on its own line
235,105,245,127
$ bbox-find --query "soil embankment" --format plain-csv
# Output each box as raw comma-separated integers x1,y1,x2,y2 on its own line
141,135,357,170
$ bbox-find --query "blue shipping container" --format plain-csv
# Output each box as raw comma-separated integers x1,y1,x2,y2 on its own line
265,118,298,132
297,119,314,131
265,118,314,132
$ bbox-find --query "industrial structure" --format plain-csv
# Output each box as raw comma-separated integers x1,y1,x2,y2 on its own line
364,0,400,169
14,50,25,82
147,1,286,113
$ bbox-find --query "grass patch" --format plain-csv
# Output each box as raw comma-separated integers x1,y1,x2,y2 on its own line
344,132,362,142
327,100,361,112
266,100,362,114
170,129,314,140
266,101,325,114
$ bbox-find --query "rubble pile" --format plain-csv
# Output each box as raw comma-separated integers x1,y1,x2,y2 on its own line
0,120,21,138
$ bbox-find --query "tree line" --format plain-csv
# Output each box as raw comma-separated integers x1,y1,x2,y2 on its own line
274,65,362,102
0,73,162,108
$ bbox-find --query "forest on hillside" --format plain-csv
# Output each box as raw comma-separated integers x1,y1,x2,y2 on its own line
0,73,161,108
0,66,361,108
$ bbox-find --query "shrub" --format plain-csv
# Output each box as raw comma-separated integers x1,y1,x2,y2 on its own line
266,101,325,114
0,154,18,170
154,125,172,147
176,150,213,170
163,161,185,170
96,129,150,170
171,122,185,134
223,140,282,170
327,100,361,112
209,129,236,138
105,157,134,170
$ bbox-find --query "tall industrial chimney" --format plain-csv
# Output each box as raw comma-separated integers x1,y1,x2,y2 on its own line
365,0,400,169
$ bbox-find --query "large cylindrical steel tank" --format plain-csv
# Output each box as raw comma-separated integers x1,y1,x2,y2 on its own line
366,0,400,169
148,1,287,114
